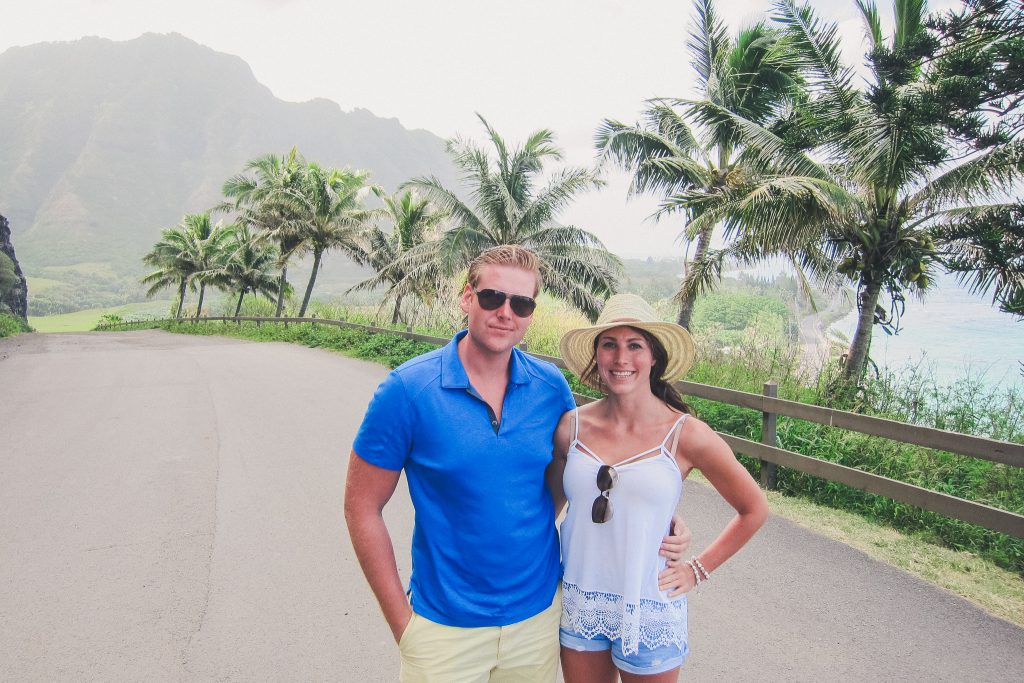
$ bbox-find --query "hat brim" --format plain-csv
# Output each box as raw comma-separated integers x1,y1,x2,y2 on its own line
559,320,695,391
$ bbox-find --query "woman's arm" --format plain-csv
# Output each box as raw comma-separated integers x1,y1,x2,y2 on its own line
673,417,768,589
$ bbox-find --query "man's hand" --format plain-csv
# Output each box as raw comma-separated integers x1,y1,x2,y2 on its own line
657,515,692,597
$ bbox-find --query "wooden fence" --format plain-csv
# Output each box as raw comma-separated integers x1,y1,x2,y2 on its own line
97,315,1024,539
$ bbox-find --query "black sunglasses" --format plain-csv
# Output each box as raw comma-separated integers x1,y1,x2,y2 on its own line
591,464,617,524
473,288,537,318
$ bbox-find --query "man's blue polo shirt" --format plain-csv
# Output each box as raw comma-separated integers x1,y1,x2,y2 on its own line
353,330,576,627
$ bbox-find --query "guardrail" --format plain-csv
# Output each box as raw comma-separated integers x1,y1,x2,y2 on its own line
98,315,1024,539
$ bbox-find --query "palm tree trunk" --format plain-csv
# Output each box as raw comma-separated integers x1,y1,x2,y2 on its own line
175,280,186,319
676,224,714,329
391,293,405,325
195,283,206,319
298,250,323,318
234,290,245,317
843,277,882,382
275,266,288,317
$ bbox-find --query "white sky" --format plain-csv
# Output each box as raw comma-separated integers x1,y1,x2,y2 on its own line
0,0,960,258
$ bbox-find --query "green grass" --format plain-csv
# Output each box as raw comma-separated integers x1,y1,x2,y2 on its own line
0,312,32,338
25,276,65,293
31,300,172,332
159,319,441,369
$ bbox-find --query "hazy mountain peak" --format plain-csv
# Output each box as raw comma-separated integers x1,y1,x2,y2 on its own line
0,32,457,310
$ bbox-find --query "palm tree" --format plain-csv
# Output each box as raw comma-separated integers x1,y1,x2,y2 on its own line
348,189,448,324
279,163,379,317
142,225,196,319
216,224,282,317
222,149,305,317
185,213,234,318
141,213,232,318
680,0,1024,386
404,115,621,320
596,0,805,329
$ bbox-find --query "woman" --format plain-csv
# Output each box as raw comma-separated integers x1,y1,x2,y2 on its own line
550,293,768,682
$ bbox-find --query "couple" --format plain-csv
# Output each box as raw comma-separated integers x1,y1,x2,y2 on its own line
344,246,767,682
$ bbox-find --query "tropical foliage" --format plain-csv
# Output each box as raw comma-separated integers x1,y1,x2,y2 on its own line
405,115,622,320
596,0,806,328
222,149,306,317
347,189,448,324
675,0,1024,387
141,213,234,318
216,224,282,317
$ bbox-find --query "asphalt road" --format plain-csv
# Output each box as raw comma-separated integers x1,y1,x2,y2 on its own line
1,330,1021,682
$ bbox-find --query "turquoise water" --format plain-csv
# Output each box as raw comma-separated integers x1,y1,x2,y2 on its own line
831,276,1023,390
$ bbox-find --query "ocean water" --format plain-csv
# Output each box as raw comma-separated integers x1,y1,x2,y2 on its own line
831,275,1023,390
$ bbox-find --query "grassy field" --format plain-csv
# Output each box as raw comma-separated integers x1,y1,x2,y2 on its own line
29,300,171,332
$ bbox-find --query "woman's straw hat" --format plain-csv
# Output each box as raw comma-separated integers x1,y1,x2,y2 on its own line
559,293,695,390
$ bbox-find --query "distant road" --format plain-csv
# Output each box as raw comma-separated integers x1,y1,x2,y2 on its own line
2,330,1022,682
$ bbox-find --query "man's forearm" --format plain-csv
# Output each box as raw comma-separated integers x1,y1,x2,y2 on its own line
345,507,412,641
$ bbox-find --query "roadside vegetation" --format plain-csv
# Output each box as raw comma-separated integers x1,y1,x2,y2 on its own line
0,311,31,337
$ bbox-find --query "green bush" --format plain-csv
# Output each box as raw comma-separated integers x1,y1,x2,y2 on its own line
0,312,31,338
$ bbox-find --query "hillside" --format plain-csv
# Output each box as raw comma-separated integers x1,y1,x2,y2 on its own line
0,33,457,313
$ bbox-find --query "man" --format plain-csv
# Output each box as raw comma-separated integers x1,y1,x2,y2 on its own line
344,245,688,682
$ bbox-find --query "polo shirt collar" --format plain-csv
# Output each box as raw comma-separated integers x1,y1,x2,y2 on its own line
441,330,532,389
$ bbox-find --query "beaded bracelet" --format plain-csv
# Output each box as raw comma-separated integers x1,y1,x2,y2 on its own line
685,559,702,588
693,556,711,581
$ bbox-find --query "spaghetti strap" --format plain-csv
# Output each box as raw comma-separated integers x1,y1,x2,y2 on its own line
572,407,580,442
666,414,687,456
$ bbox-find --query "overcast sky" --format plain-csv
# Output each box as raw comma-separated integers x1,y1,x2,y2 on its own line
0,0,959,258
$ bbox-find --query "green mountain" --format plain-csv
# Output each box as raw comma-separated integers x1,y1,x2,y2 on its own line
0,33,456,314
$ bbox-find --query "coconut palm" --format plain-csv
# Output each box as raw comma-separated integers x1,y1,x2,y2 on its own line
142,225,195,319
404,115,621,320
278,163,379,317
679,0,1024,386
216,224,282,317
596,0,806,328
141,213,233,318
222,149,305,317
348,189,448,324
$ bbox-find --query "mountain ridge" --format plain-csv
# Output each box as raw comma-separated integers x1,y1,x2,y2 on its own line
0,33,457,313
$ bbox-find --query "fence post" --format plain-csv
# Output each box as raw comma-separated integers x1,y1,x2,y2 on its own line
760,381,778,490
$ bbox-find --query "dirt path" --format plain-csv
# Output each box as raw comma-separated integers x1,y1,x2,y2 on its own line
2,330,1021,682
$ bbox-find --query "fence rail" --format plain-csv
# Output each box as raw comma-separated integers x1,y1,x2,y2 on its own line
97,315,1024,539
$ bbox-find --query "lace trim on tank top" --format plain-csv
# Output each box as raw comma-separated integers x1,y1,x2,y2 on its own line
561,581,687,654
561,409,688,655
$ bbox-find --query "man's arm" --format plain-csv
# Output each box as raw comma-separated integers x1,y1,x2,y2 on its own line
343,450,410,644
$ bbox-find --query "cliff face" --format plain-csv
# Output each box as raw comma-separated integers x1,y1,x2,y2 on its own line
0,213,28,319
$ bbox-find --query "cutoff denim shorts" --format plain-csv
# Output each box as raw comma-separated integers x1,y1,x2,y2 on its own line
559,625,688,675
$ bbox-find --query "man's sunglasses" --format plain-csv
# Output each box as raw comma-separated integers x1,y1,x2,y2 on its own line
592,464,617,523
473,288,537,318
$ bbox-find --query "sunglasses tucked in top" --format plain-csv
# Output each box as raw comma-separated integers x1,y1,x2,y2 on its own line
591,464,617,523
473,288,537,318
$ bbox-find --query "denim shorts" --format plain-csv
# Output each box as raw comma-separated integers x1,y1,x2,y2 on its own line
558,625,688,675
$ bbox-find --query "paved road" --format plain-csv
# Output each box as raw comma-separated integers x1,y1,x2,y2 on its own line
1,331,1021,682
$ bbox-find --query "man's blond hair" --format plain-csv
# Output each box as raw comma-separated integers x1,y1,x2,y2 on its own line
466,245,543,296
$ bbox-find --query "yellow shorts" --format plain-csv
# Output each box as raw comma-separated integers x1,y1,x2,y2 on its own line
398,592,561,683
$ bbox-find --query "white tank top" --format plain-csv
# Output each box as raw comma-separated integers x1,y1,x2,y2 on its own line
560,409,688,655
